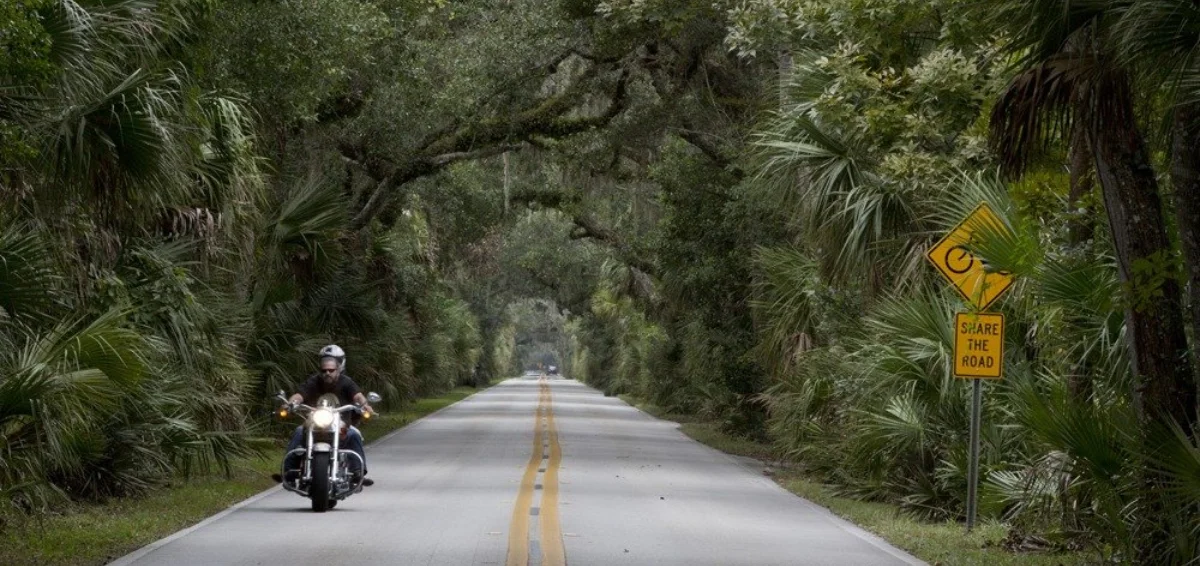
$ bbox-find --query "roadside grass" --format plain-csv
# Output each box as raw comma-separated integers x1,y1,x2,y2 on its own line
620,395,1094,566
1,458,278,566
0,383,497,566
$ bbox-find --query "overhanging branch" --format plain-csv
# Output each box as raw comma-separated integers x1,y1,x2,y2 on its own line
570,214,657,276
341,65,632,228
432,144,525,167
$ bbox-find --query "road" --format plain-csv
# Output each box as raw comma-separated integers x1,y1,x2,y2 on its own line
112,377,924,566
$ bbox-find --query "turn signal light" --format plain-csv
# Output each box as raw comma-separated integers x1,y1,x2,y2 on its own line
278,409,288,418
362,411,371,420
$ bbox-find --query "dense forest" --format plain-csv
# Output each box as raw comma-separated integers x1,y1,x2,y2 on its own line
2,0,1199,562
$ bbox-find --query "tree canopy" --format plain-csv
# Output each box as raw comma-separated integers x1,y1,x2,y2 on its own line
2,0,1199,561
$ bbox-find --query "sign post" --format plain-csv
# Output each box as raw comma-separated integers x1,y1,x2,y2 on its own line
953,311,1004,531
927,203,1013,533
967,379,982,531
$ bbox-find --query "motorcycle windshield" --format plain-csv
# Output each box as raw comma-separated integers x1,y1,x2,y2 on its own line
316,393,339,407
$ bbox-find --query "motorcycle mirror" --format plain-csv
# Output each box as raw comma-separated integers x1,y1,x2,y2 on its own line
367,392,382,404
275,390,286,399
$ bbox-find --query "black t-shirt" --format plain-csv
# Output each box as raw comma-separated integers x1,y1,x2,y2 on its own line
298,373,361,406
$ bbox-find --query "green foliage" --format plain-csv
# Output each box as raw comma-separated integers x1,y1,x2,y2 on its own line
0,0,53,169
1,0,1197,561
207,0,392,125
0,0,54,85
0,0,501,524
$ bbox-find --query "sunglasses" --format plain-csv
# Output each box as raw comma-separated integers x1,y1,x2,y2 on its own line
321,369,338,374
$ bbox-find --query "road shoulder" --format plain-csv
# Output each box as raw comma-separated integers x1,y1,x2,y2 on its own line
617,394,1089,566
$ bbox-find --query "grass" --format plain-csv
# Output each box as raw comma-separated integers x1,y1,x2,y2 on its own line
779,476,1093,566
619,395,1094,566
1,459,278,566
0,383,495,566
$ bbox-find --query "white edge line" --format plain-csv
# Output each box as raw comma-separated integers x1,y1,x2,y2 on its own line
107,381,507,565
105,485,281,566
613,389,928,566
789,495,929,566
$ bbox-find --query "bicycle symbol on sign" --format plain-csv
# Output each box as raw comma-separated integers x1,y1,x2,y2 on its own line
926,202,1015,311
944,244,975,275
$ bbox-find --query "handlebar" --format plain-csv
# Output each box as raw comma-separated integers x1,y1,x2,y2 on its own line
287,403,362,413
275,394,374,418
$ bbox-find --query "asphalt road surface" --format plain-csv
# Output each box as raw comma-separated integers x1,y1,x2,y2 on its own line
112,377,925,566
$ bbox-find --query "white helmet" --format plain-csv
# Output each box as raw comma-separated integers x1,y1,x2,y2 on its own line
318,344,346,371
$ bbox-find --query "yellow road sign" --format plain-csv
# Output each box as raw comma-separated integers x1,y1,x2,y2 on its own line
927,203,1015,310
954,312,1004,379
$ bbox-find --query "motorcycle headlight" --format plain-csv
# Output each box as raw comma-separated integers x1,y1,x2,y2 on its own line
311,408,335,428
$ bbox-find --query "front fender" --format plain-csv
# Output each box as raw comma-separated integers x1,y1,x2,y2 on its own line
312,442,333,453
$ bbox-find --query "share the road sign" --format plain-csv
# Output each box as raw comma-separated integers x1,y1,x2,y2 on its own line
953,312,1004,379
926,203,1014,310
928,202,1015,534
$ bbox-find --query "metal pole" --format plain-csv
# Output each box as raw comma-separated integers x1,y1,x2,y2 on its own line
966,378,982,532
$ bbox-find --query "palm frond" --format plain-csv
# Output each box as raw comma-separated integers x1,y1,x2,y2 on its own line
46,68,176,187
1143,420,1200,505
1016,371,1134,484
0,224,61,323
832,181,921,283
862,289,957,399
750,246,821,374
39,0,95,69
265,174,349,257
1113,0,1200,102
16,309,148,390
1035,256,1129,387
997,0,1112,63
307,277,383,337
194,92,265,211
750,53,871,232
990,54,1100,175
928,171,1046,280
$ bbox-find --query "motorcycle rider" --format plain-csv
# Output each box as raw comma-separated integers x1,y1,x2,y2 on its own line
272,345,375,487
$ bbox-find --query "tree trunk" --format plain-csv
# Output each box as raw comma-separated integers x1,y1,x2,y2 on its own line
1087,76,1198,563
1067,120,1095,401
1170,103,1200,398
1087,77,1197,433
1068,120,1096,247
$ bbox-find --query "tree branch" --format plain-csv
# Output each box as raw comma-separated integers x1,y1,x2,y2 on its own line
510,188,580,209
677,125,742,176
569,214,657,276
432,144,525,166
351,178,392,230
340,65,632,228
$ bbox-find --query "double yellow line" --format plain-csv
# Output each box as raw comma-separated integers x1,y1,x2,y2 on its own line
506,378,565,566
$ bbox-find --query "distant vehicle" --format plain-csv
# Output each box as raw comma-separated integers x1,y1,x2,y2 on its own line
548,365,559,375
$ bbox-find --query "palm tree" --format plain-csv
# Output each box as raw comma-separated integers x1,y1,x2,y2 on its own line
990,0,1195,435
1111,0,1200,391
990,0,1197,560
751,56,926,291
1,0,270,510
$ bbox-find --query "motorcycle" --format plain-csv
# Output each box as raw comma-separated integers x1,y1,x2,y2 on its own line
274,390,382,512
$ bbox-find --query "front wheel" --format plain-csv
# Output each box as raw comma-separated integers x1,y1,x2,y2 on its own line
310,452,332,512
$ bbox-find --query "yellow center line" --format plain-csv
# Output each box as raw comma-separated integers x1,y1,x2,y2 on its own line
506,378,567,566
540,379,566,566
506,384,546,566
